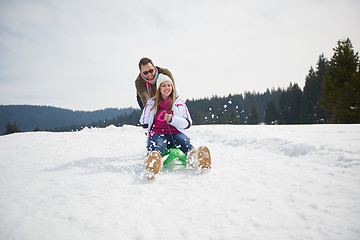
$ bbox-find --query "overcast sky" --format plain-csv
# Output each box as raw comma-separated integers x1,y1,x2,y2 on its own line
1,0,359,111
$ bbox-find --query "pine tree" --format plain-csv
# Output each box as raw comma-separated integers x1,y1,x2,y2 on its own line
229,109,238,124
12,121,20,133
301,54,330,123
194,112,205,125
314,54,332,123
301,67,317,123
5,121,12,134
319,38,360,123
248,104,259,124
279,83,303,124
264,100,278,124
5,121,21,135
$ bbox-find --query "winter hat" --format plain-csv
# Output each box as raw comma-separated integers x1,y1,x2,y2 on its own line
156,74,173,90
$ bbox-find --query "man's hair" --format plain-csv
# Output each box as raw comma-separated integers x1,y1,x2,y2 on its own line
138,57,154,70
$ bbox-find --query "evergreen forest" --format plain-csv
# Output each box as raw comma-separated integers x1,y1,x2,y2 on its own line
188,38,359,125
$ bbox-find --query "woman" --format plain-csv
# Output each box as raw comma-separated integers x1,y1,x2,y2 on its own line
139,74,211,180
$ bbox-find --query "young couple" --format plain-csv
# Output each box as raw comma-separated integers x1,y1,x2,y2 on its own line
136,57,211,180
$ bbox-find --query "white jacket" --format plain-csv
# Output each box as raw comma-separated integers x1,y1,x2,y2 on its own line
139,97,193,137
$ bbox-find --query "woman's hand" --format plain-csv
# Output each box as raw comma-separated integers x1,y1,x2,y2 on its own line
164,113,172,122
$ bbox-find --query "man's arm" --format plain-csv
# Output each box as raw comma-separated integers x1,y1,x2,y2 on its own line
135,75,150,108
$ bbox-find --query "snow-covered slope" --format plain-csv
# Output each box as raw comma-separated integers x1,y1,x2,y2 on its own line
1,124,359,240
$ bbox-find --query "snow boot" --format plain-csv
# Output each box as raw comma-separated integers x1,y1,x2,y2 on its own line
145,151,162,180
187,148,198,168
198,146,211,170
187,146,211,170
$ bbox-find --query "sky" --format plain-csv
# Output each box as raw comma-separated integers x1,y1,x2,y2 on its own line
0,0,359,111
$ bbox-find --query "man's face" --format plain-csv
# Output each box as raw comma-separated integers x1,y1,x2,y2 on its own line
140,63,156,80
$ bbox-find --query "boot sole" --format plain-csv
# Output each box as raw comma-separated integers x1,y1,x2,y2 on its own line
145,151,162,180
198,146,211,170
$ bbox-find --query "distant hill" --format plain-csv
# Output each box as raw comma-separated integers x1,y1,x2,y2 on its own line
0,105,137,134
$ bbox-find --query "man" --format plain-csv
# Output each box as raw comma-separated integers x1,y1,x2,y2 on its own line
135,57,175,109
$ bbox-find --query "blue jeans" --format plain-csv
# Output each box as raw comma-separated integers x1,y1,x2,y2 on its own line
147,133,194,156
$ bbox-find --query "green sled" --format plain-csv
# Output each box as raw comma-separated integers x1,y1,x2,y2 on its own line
162,148,187,166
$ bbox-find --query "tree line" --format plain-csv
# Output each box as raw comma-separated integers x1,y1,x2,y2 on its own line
1,106,137,135
188,38,359,125
51,109,142,132
3,38,359,134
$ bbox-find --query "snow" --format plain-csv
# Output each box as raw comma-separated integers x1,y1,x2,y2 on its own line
1,124,360,240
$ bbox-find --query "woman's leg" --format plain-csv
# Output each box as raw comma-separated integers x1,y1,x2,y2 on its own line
171,133,194,155
147,134,169,156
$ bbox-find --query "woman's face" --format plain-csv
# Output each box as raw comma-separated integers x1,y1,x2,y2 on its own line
160,81,172,100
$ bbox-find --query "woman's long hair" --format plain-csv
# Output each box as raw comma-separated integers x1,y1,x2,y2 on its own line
152,81,178,115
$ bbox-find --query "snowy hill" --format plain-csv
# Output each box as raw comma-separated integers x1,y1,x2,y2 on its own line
1,124,359,240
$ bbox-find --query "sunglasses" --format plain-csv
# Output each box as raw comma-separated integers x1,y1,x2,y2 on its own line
142,69,154,76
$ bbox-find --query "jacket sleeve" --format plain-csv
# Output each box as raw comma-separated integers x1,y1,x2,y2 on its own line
169,100,192,130
135,75,150,107
139,101,152,127
170,115,191,130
